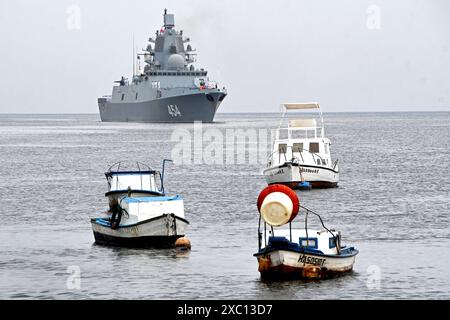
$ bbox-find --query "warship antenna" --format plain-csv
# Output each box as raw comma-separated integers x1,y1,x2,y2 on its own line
132,34,136,77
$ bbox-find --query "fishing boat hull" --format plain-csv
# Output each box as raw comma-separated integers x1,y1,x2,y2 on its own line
263,162,339,189
254,247,358,280
91,213,189,248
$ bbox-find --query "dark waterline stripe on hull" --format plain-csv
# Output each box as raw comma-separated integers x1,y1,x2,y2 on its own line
259,264,354,280
269,181,338,189
92,232,183,249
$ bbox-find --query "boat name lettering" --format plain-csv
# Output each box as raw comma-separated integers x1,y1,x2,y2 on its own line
298,254,326,266
300,168,319,174
269,168,284,176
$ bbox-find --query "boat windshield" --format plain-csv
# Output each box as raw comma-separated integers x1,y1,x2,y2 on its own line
105,161,162,192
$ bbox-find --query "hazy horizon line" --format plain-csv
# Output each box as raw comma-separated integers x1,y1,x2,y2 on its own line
1,109,449,115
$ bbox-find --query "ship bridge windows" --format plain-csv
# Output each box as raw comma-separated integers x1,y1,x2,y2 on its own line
309,142,319,153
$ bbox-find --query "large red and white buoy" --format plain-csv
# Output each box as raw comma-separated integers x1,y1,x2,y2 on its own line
257,184,299,227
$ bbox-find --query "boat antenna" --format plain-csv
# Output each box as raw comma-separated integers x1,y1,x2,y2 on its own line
316,103,324,137
132,34,136,77
161,159,173,194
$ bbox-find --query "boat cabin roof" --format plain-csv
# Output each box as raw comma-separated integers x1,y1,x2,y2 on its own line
107,170,157,176
105,162,161,193
282,102,320,110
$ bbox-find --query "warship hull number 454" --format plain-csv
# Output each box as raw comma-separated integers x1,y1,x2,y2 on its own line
98,10,227,123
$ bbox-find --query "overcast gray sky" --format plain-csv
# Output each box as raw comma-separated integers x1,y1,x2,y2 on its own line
0,0,449,113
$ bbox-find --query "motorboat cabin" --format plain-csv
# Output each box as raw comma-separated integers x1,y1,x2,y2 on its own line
263,102,339,189
105,161,165,208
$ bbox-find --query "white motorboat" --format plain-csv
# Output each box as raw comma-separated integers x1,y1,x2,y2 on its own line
91,160,190,248
263,102,339,189
254,185,358,279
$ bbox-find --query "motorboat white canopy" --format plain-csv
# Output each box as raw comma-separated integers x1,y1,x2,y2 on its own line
277,102,324,139
289,118,317,128
282,102,320,110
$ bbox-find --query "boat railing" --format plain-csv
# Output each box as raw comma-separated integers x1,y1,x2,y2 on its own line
277,103,325,136
276,126,324,140
332,159,339,171
300,205,340,254
267,146,328,168
106,161,154,174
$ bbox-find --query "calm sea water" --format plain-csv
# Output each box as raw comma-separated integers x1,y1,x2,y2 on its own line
0,112,449,299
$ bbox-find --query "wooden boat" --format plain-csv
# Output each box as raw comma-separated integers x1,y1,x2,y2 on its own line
254,185,358,279
91,160,190,248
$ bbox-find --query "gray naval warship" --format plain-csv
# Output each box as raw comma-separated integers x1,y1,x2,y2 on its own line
98,9,227,123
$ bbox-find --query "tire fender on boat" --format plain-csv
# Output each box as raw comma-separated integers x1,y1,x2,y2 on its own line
258,256,271,272
175,236,191,250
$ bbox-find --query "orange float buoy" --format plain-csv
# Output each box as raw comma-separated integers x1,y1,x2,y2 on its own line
258,256,271,272
302,265,321,279
257,184,299,226
174,236,191,250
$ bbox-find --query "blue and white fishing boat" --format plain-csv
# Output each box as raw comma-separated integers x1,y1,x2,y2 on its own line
91,160,190,248
254,185,358,279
